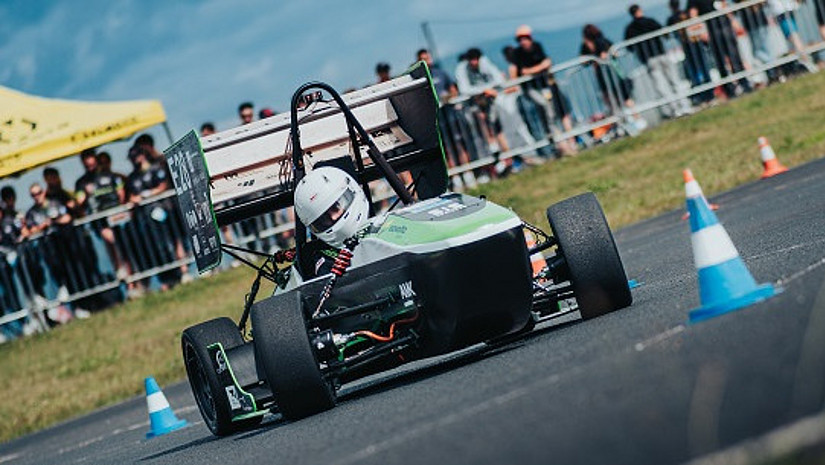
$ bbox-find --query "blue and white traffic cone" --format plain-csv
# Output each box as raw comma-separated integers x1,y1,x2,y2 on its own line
145,376,188,438
683,169,780,323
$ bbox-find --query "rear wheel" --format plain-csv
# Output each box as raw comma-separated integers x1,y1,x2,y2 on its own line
181,317,263,436
252,294,336,421
546,192,632,319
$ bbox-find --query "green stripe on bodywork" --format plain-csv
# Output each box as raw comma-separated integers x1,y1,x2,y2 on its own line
371,201,518,246
208,342,258,418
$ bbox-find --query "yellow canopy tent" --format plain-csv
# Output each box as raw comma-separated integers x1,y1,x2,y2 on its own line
0,85,168,178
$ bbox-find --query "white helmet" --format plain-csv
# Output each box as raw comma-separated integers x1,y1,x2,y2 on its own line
294,167,370,248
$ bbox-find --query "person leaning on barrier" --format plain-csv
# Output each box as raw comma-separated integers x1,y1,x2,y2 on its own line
0,205,24,337
687,0,752,97
126,145,181,290
25,179,77,302
625,4,694,118
74,149,129,286
1,186,29,317
454,47,511,182
766,0,809,63
1,186,24,245
668,0,717,104
580,23,649,131
134,134,191,282
510,25,577,156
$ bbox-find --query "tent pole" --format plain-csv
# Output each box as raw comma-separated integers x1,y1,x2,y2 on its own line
162,122,174,145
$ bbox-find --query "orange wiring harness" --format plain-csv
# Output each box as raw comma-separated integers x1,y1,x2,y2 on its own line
353,311,419,342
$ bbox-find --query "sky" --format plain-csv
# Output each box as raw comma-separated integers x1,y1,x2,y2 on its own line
0,0,667,206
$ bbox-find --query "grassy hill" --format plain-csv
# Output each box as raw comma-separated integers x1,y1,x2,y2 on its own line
2,71,825,444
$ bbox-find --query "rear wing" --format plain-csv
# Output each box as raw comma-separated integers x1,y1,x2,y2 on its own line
164,62,446,271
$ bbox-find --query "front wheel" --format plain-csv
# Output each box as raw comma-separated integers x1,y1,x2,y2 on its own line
252,294,336,421
546,192,632,319
182,317,263,436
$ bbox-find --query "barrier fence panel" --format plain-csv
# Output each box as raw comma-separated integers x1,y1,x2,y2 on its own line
440,55,628,180
608,0,822,120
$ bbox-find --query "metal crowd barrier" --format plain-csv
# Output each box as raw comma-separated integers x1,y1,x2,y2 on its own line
0,191,297,340
441,55,630,179
608,0,823,119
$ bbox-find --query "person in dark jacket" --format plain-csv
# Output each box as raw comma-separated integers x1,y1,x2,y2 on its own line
624,4,692,117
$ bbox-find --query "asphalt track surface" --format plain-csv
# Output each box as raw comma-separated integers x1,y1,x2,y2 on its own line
3,158,825,465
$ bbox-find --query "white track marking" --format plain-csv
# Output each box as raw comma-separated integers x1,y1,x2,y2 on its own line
745,237,825,262
0,454,20,463
52,403,199,456
778,257,825,286
635,325,686,352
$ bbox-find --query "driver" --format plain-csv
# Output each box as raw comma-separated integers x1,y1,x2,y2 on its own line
293,167,370,277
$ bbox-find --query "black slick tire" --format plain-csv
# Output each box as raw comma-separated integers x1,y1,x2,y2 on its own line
546,192,632,319
252,294,336,421
181,317,263,436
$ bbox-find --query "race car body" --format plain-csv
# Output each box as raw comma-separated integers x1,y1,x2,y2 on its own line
167,62,632,435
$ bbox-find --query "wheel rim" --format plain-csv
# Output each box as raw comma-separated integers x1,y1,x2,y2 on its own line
184,342,217,428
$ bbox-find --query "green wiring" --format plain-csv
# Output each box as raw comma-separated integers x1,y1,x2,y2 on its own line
338,336,368,361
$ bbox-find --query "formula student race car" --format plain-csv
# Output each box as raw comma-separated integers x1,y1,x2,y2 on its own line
165,62,632,436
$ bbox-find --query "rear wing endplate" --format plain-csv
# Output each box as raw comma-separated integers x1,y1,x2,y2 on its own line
164,130,222,272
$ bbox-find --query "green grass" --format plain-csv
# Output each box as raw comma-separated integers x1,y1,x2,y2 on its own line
2,71,825,444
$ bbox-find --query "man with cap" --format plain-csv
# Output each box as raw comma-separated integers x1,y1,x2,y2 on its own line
510,25,577,155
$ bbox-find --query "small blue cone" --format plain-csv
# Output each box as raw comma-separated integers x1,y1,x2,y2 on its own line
683,169,780,323
145,376,188,438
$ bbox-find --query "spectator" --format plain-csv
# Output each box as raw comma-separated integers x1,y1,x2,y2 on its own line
415,48,474,172
133,134,190,281
667,0,716,104
0,205,23,330
766,0,808,63
510,25,577,155
258,108,275,119
200,122,216,137
454,47,510,180
1,187,24,244
238,102,255,125
25,178,76,301
375,62,391,83
126,145,181,290
687,0,752,97
74,148,100,216
43,167,76,214
580,24,645,119
74,150,128,286
815,0,825,45
97,151,128,187
625,4,693,118
0,186,25,312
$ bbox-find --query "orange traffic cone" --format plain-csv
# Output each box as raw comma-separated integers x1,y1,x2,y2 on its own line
758,136,788,178
681,169,718,221
524,230,548,279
